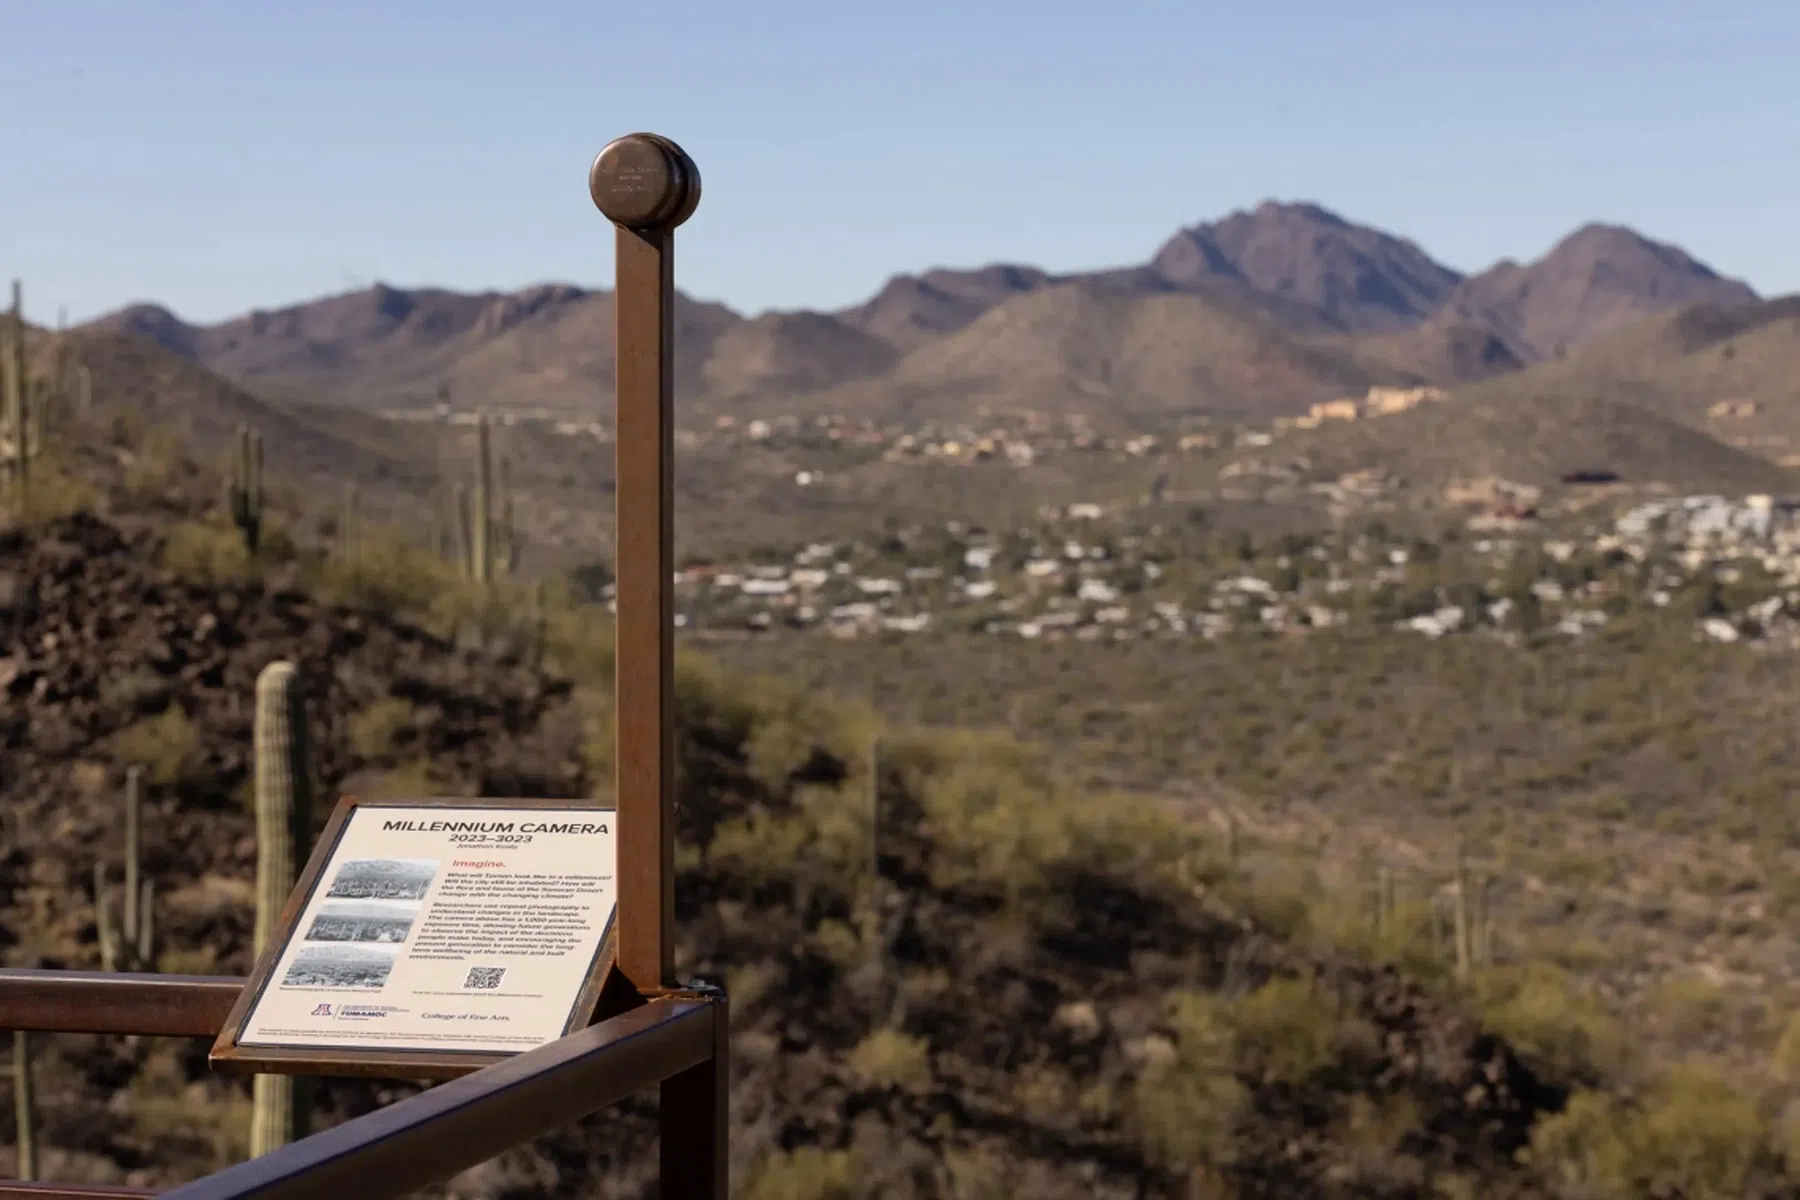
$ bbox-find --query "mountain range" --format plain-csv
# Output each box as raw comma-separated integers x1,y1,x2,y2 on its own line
86,202,1760,421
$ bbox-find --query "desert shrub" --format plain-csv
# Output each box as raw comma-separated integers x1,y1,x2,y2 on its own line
111,706,201,786
1474,963,1629,1082
1235,858,1328,943
118,426,186,496
707,785,865,916
1230,974,1358,1086
742,1146,856,1200
672,649,756,741
733,674,877,792
941,1146,1010,1199
125,1046,254,1169
1526,1062,1767,1199
1012,1063,1076,1124
5,453,99,524
160,519,252,583
739,676,823,790
1335,1093,1425,1188
1132,990,1246,1171
917,750,1076,903
883,727,1040,797
707,807,809,894
363,759,447,799
1770,1011,1800,1080
577,686,616,783
347,697,414,758
847,1028,932,1090
1073,789,1211,900
807,918,865,969
1647,973,1731,1041
313,531,457,617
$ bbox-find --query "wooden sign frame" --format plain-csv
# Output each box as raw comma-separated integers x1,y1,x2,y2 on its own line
210,795,619,1082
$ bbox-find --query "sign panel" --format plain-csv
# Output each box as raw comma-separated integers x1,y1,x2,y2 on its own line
212,796,617,1079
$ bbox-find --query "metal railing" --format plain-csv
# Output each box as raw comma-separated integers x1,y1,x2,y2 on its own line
0,133,724,1199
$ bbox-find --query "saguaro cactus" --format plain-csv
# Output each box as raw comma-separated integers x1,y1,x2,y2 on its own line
472,414,493,584
1374,866,1397,944
451,484,473,574
339,482,360,570
227,425,265,553
250,661,314,1156
11,1030,35,1181
3,279,32,510
96,766,156,971
443,413,521,581
1449,854,1496,978
1453,855,1472,979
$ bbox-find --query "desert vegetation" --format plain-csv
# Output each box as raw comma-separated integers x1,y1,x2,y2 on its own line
10,287,1800,1196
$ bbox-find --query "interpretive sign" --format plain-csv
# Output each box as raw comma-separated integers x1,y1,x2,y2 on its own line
211,795,618,1080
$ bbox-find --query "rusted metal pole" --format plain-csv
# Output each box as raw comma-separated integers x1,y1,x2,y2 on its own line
588,134,700,997
612,221,677,994
659,986,729,1197
589,132,721,1200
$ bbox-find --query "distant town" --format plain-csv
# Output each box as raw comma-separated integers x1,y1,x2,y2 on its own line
630,491,1800,648
375,389,1800,649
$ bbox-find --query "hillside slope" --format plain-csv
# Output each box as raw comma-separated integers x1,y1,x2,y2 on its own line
1288,389,1800,494
0,485,1589,1197
1449,295,1800,458
820,279,1397,420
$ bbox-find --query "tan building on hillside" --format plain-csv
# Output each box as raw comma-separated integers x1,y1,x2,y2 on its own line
1363,385,1448,415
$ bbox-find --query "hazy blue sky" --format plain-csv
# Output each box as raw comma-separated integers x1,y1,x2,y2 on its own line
5,0,1796,325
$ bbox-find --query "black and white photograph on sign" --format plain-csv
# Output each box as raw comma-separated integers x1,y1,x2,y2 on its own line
281,942,399,990
325,857,438,901
305,899,418,945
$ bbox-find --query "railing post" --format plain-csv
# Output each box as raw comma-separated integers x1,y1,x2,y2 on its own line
589,133,699,998
590,129,720,1200
659,986,729,1197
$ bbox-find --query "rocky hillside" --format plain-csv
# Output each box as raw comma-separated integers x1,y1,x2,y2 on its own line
0,447,1687,1198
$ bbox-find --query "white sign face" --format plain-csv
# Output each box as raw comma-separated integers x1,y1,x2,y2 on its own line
237,803,616,1056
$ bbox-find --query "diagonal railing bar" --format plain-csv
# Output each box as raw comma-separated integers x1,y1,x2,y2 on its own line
155,996,717,1200
0,972,242,1039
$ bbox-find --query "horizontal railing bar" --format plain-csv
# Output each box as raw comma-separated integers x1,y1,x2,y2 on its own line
0,972,243,1038
0,1183,160,1197
158,995,718,1200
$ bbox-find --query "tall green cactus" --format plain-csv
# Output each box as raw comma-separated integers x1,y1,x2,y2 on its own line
473,414,493,584
451,484,473,574
50,308,68,425
1449,852,1495,978
251,662,314,1156
227,425,265,553
3,279,31,512
442,412,521,581
10,1030,34,1181
1374,866,1397,944
1453,853,1472,979
96,765,156,971
339,482,360,571
529,579,549,666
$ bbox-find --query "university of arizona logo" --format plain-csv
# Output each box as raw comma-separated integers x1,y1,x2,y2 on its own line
312,1003,333,1016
